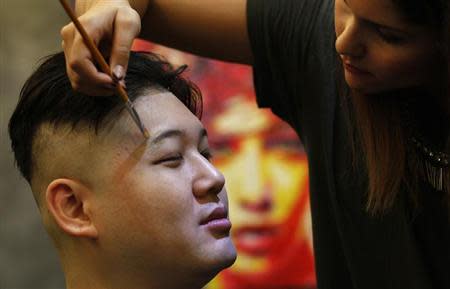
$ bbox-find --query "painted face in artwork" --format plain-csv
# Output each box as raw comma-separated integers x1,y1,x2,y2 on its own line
206,95,315,288
132,43,316,288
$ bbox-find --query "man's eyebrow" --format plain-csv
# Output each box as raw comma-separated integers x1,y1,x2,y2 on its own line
150,129,184,145
150,127,208,145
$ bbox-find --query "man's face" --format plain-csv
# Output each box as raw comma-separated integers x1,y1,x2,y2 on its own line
88,90,236,280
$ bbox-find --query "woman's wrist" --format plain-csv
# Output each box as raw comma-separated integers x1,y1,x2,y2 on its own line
129,0,150,18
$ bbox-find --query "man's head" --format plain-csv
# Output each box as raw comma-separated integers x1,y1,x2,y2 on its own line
9,52,236,289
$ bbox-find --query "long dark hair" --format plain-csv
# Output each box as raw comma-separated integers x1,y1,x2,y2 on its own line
344,0,449,214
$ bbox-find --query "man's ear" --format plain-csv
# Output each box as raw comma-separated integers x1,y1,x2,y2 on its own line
45,179,98,239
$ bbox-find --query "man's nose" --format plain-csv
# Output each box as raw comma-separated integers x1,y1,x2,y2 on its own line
192,154,226,198
335,17,366,58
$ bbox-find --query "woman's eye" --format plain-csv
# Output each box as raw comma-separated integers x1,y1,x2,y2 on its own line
376,27,405,44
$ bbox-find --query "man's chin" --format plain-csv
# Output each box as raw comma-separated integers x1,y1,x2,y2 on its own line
219,241,238,269
204,239,237,272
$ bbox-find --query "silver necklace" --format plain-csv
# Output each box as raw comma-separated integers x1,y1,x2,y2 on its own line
411,137,449,192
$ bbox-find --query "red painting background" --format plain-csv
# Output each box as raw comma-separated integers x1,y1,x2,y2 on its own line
133,39,316,289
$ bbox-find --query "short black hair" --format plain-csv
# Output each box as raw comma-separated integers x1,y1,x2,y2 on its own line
9,51,202,183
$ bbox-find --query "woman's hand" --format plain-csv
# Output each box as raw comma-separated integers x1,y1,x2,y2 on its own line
61,0,142,96
61,0,251,96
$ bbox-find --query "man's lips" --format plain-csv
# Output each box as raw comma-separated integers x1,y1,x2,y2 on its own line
200,206,232,233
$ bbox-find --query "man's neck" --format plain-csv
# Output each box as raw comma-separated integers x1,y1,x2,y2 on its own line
64,267,207,289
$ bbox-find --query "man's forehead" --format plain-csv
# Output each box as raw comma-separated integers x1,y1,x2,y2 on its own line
113,91,202,140
148,126,208,146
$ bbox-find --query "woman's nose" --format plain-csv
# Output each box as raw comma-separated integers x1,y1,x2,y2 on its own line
335,17,366,58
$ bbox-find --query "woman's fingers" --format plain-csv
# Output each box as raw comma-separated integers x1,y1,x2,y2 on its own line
109,7,141,82
60,2,140,96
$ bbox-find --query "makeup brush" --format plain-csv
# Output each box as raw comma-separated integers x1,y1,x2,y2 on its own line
59,0,150,139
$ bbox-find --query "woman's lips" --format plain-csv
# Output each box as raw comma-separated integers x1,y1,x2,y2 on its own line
343,62,371,75
233,225,279,256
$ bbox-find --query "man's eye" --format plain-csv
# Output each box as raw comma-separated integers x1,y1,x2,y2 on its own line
155,154,183,166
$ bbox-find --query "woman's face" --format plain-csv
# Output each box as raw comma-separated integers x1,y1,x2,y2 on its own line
335,0,440,94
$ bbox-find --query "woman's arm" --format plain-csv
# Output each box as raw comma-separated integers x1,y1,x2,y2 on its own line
141,0,251,64
61,0,251,96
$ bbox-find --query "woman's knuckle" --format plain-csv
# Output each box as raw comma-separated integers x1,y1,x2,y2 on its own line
60,24,72,38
